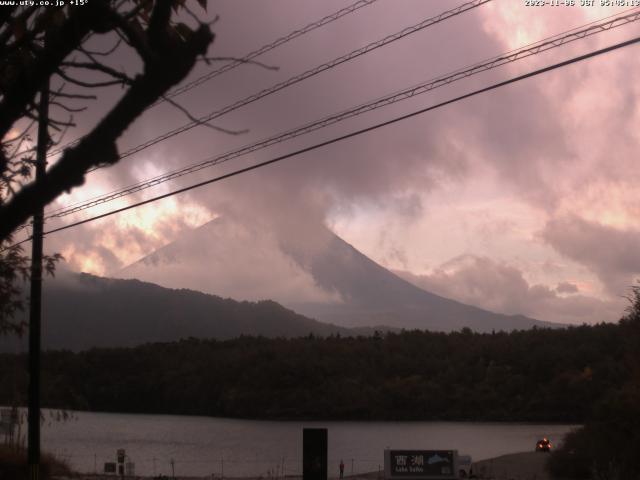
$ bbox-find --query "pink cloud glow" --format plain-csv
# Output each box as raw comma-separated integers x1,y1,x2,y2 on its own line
28,0,640,325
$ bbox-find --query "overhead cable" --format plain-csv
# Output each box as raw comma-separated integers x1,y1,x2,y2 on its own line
9,34,636,248
47,0,382,157
44,8,640,221
97,0,492,162
160,0,381,102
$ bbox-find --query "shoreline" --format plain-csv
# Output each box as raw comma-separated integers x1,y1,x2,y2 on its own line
55,451,553,480
5,405,584,424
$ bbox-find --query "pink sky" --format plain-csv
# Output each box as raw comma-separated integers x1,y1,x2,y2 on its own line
24,0,640,325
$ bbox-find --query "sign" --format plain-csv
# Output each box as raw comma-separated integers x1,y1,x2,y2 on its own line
385,450,458,480
104,462,117,474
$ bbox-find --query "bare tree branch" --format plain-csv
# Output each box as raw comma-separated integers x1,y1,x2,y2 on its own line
51,91,98,100
179,3,204,25
79,38,122,57
111,13,153,62
55,68,129,88
49,115,75,147
0,14,214,239
60,61,134,84
0,2,107,139
162,95,248,136
48,116,76,128
50,101,87,113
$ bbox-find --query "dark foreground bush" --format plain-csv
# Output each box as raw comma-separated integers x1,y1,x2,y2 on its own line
0,445,71,480
547,385,640,479
546,428,591,479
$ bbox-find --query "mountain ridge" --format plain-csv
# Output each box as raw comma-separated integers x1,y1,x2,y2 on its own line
119,218,560,332
0,272,378,353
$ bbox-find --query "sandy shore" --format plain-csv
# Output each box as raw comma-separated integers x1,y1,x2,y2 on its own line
55,452,554,480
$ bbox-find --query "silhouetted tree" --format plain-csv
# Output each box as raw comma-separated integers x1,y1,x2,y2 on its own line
548,283,640,480
0,0,217,332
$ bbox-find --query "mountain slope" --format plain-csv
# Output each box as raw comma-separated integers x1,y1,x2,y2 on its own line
119,218,558,332
0,272,354,352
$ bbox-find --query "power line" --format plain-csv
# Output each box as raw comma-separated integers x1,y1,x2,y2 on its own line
47,0,381,157
91,0,492,164
159,0,380,103
32,4,640,232
42,8,640,221
10,34,636,247
42,0,496,218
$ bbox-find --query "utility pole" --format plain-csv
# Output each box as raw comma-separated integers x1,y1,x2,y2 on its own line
28,76,49,480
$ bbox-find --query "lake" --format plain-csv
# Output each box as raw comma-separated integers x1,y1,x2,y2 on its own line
35,410,577,477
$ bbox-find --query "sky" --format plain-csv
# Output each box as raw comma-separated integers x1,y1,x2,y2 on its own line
17,0,640,325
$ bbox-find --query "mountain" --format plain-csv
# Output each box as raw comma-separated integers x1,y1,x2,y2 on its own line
0,272,357,353
119,218,558,332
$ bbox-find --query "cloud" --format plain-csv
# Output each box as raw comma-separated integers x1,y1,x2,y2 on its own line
117,217,341,304
556,281,579,294
56,1,627,224
396,254,623,325
541,215,640,296
26,1,640,325
45,197,213,276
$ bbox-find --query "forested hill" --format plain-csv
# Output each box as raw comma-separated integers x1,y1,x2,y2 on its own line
0,323,632,422
0,272,359,353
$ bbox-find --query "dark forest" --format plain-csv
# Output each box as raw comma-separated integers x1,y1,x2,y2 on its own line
0,322,634,422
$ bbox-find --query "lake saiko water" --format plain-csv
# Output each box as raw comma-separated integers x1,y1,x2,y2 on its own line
33,410,577,477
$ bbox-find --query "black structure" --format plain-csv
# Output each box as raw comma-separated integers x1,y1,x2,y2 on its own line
28,77,48,480
303,428,328,480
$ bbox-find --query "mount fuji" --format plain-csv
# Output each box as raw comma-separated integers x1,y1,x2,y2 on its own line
118,217,557,332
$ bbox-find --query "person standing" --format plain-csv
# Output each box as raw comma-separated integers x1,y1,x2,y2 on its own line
340,459,345,479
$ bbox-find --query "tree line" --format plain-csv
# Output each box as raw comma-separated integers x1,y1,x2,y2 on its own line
0,323,631,422
546,286,640,479
3,305,640,478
